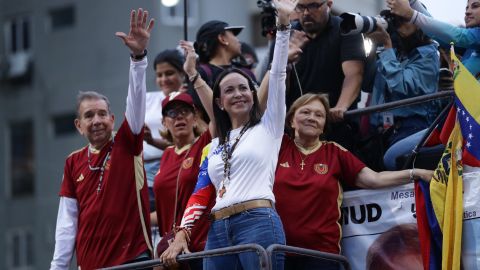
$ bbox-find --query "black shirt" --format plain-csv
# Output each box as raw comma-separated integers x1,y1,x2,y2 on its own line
287,15,365,109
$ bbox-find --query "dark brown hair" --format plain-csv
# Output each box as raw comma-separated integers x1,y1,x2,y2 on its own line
212,67,261,144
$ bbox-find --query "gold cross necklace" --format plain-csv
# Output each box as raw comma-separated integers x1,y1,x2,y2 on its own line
294,139,321,171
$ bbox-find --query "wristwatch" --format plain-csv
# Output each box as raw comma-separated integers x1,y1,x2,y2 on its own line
130,49,147,60
276,23,291,31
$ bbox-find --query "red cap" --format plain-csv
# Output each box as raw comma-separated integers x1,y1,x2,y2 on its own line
162,92,195,115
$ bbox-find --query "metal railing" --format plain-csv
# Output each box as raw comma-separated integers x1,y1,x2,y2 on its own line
102,243,352,270
267,244,351,270
101,243,270,270
344,90,454,118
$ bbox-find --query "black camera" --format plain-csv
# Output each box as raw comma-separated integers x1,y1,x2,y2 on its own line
339,10,400,36
257,0,277,37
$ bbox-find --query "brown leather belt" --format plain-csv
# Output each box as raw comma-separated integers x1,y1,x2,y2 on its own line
210,199,272,220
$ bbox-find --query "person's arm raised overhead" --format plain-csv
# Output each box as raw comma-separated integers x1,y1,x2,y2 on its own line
263,0,297,137
115,8,155,134
179,40,217,136
388,0,480,48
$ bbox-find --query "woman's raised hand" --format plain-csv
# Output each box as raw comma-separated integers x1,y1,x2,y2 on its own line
274,0,299,25
179,40,197,78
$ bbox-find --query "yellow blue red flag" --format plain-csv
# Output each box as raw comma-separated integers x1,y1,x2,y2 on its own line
451,48,480,166
415,46,478,270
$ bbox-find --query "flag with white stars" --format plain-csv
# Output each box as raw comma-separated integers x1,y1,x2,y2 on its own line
451,49,480,167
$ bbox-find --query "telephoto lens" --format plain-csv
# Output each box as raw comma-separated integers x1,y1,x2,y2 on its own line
339,13,388,35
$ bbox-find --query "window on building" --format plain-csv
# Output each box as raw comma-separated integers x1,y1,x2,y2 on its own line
6,229,35,269
52,112,77,136
3,16,32,82
160,1,198,26
9,120,35,197
3,16,31,54
49,5,75,30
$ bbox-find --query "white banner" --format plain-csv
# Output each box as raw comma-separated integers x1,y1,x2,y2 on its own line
462,169,480,270
341,183,419,270
341,170,480,270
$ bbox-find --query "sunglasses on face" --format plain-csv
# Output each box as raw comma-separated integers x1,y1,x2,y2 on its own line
295,1,327,13
164,107,193,119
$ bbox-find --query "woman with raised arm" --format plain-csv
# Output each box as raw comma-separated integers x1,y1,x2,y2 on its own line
384,0,480,171
160,1,297,269
388,0,480,79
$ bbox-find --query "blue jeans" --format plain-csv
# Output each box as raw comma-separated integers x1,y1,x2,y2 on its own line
204,207,286,270
384,129,427,170
144,159,160,211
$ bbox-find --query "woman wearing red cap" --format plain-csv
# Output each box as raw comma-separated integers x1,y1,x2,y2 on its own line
153,92,213,270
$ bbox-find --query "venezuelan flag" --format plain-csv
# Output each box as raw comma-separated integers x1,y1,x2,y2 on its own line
451,51,480,166
415,47,478,270
416,121,463,270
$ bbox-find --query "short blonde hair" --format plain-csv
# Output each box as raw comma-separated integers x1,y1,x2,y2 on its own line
285,93,331,139
160,116,205,143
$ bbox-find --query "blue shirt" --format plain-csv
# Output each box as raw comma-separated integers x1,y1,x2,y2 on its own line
370,43,440,126
413,11,480,80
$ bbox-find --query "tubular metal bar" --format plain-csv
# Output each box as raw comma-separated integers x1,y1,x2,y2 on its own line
344,90,454,118
266,244,351,270
401,99,454,169
101,243,270,270
183,0,188,40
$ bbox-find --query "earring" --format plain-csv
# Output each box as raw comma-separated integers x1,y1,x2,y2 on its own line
225,42,229,46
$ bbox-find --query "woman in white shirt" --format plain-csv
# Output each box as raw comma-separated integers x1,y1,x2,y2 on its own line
160,1,297,269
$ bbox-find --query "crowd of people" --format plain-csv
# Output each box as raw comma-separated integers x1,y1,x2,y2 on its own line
49,0,479,269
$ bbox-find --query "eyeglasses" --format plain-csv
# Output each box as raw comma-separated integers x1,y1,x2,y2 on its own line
165,107,193,119
294,1,327,13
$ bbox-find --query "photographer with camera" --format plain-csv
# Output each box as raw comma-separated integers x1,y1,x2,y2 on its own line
388,0,480,81
286,0,365,151
365,10,441,170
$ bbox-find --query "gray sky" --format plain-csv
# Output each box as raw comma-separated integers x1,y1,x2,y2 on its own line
421,0,465,26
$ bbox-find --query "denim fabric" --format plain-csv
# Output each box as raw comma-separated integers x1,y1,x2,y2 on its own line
204,207,286,270
284,256,340,270
384,128,427,170
369,44,440,127
144,159,160,188
144,159,160,211
386,116,429,147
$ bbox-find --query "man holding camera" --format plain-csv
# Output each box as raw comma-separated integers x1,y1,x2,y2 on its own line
288,0,365,149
